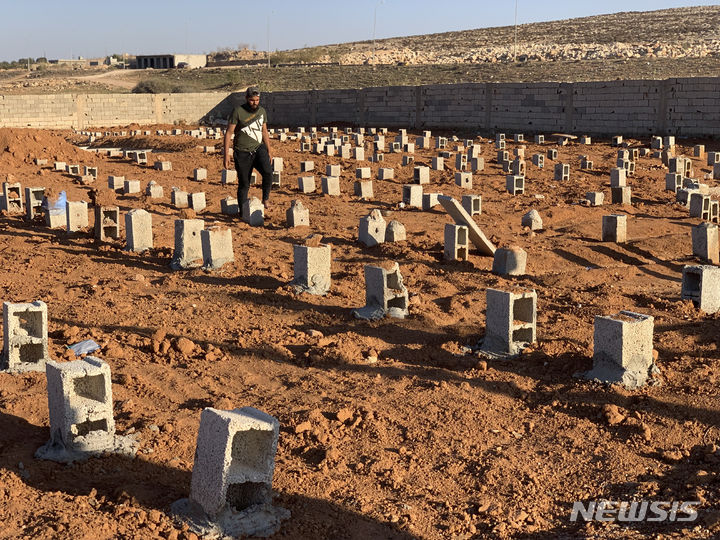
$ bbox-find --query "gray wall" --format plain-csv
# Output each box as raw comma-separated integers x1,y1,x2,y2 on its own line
1,77,718,136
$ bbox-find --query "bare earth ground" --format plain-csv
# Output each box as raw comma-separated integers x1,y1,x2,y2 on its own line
0,125,719,539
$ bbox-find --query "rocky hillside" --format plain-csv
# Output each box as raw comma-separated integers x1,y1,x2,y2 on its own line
210,6,720,65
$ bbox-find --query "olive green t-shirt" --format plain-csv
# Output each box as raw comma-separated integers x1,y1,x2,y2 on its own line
229,104,268,152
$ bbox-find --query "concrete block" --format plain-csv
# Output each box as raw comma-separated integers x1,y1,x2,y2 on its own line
189,407,279,517
532,154,544,168
108,175,125,190
293,243,331,295
354,180,373,200
83,166,98,178
677,188,699,207
300,161,314,172
297,176,316,193
497,150,509,163
492,246,527,276
385,220,406,242
271,171,281,188
326,164,341,177
586,192,604,206
352,262,409,320
707,152,720,166
455,154,468,171
271,157,283,172
681,265,720,313
444,224,469,261
221,169,237,185
602,214,627,243
2,182,23,213
155,161,172,171
402,184,423,208
378,168,394,180
1,301,48,372
193,168,208,182
586,311,654,388
67,164,80,176
611,186,632,205
711,200,720,224
689,192,710,220
665,173,682,192
54,162,66,171
461,194,481,216
580,135,591,144
431,157,444,171
358,209,386,247
242,198,264,227
124,180,141,194
554,163,570,181
580,157,593,170
171,219,205,269
505,175,524,195
611,135,623,147
25,187,44,221
436,137,447,149
414,166,430,184
189,192,206,212
95,206,120,242
356,167,371,179
353,148,365,161
43,356,115,452
482,288,537,355
651,136,663,150
534,135,544,144
201,227,234,270
221,197,239,216
66,201,88,232
423,192,443,211
692,223,720,264
319,176,339,196
455,172,472,189
172,188,189,208
511,158,525,176
521,209,542,230
146,181,164,198
371,153,384,163
286,200,309,227
125,209,153,252
547,149,557,160
470,157,484,171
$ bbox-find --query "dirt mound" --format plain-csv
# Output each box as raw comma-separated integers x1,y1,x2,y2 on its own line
0,128,91,167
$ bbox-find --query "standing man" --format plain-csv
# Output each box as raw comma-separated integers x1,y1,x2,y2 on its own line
223,86,273,210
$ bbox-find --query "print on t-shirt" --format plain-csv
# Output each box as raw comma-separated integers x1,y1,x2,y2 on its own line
241,114,264,144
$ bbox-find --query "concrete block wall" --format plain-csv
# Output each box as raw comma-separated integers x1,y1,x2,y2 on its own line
2,77,720,135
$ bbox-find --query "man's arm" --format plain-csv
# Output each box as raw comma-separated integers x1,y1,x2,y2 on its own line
223,123,235,170
262,123,272,161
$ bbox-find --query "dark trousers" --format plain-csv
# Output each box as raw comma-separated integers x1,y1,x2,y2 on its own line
233,143,273,204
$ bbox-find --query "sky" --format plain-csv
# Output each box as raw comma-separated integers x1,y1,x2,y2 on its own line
0,0,716,62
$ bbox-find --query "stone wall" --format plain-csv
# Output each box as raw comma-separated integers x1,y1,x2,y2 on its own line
1,77,719,136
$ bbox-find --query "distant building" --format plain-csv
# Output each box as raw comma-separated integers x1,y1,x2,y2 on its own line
135,54,207,69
